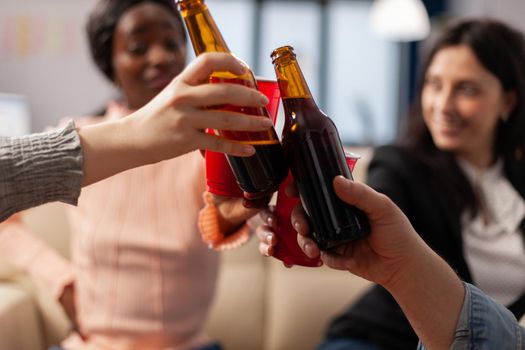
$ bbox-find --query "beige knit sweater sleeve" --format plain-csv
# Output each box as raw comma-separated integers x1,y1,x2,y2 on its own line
0,120,83,221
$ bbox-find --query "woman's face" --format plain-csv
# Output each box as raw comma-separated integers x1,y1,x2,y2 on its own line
421,44,515,167
112,2,186,109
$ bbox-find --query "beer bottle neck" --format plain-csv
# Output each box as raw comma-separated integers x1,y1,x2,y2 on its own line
177,0,230,55
272,55,314,101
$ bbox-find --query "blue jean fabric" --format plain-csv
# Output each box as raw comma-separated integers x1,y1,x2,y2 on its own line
418,282,525,350
48,342,221,350
318,338,382,350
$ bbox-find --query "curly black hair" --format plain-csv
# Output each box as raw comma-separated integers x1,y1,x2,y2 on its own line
86,0,185,82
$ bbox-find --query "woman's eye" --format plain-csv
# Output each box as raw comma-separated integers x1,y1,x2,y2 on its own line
458,84,479,96
164,38,181,51
424,78,441,90
127,43,148,56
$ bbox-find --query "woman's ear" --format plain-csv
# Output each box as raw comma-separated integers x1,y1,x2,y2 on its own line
502,90,517,119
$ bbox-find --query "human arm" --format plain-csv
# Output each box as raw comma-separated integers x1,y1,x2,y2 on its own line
198,193,263,250
79,52,273,186
0,123,82,222
293,177,465,350
417,282,524,349
0,53,273,221
255,145,411,259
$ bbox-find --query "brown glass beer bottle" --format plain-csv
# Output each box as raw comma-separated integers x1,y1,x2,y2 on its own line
176,0,287,195
271,46,370,250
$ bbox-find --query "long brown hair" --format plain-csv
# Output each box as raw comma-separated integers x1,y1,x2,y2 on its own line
399,18,525,216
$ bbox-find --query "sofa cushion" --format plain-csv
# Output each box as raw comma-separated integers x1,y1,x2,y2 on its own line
264,260,371,350
0,282,44,350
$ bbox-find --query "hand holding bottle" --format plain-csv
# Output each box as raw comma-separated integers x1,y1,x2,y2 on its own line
177,0,288,197
271,46,369,250
293,176,424,286
293,177,465,350
80,52,274,186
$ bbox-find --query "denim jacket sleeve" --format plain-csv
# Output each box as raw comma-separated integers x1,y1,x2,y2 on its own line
418,282,524,350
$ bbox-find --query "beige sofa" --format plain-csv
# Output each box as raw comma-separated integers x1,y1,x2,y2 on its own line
0,147,373,350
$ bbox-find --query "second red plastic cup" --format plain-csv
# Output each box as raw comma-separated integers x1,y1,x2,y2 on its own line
273,154,359,267
204,78,281,198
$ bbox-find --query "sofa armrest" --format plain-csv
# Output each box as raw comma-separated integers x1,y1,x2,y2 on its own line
0,282,45,350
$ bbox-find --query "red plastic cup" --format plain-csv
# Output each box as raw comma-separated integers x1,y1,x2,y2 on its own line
204,78,281,198
273,153,360,267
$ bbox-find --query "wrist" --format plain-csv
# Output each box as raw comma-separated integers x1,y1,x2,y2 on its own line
116,112,152,168
381,236,434,293
382,239,465,349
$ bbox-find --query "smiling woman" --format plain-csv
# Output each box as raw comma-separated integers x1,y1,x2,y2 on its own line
88,0,187,110
421,45,516,168
0,1,253,350
317,18,525,350
256,17,525,350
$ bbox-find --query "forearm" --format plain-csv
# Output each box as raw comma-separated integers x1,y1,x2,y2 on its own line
78,114,146,187
385,238,465,350
0,121,82,221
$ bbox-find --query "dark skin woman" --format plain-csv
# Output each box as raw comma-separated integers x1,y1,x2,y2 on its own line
0,1,270,350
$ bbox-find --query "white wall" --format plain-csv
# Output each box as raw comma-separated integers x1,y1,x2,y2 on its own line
448,0,525,33
0,0,252,133
3,0,524,135
0,0,116,132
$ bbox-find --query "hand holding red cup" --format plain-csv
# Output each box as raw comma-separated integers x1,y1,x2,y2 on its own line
201,79,282,250
271,153,360,267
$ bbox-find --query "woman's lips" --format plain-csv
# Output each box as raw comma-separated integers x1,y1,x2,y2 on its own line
433,118,464,137
146,74,174,90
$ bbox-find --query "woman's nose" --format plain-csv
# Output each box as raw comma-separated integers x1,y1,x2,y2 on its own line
434,88,455,114
148,45,174,66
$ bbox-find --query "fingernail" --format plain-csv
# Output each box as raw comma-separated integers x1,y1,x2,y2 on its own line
293,221,300,232
336,175,349,183
259,93,269,105
260,118,273,128
266,233,273,244
242,146,255,156
304,242,312,255
266,216,273,226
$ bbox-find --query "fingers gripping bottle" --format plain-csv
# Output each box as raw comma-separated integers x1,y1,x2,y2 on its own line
271,46,370,250
176,0,287,197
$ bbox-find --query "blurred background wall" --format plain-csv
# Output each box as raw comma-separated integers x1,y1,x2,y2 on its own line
1,0,524,144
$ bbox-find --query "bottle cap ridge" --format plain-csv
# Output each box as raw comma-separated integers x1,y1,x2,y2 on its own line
271,45,296,64
175,0,204,10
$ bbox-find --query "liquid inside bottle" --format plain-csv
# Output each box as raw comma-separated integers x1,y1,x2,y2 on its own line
272,45,370,250
209,75,288,193
177,0,288,195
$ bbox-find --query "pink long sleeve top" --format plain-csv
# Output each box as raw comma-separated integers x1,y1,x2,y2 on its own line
0,103,222,350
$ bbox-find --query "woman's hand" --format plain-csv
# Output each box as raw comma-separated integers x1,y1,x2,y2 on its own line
59,282,86,339
79,52,274,186
255,206,294,268
129,52,275,161
256,207,278,257
212,194,260,234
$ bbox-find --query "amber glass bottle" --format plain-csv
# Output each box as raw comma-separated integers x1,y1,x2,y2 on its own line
176,0,287,195
271,46,369,250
